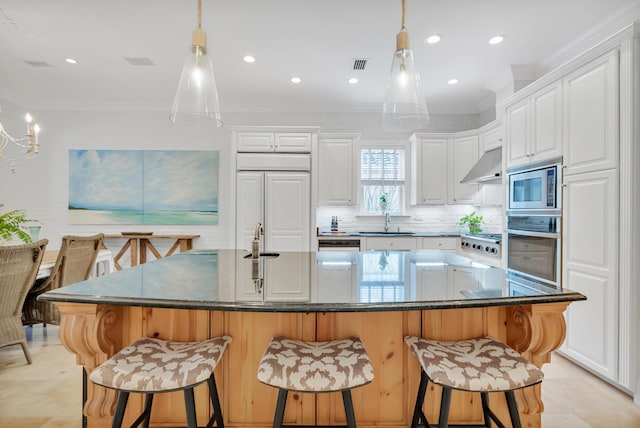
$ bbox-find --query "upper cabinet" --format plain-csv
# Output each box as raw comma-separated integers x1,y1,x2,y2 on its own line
449,135,480,204
480,121,503,154
237,131,312,153
563,50,619,176
410,137,449,205
317,134,359,205
505,80,563,168
411,130,487,206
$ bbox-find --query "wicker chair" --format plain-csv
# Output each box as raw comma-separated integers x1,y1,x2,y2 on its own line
0,239,48,364
22,234,103,326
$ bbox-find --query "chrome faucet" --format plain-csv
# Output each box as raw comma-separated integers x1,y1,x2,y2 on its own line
252,223,264,258
384,211,390,232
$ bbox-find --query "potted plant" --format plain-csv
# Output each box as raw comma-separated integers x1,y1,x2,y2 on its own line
459,211,483,234
0,204,37,244
379,193,388,212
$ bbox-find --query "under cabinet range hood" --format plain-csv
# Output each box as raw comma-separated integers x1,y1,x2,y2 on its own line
460,147,502,184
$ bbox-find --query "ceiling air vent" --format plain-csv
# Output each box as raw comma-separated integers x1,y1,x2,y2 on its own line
124,57,156,66
23,60,52,67
352,58,368,71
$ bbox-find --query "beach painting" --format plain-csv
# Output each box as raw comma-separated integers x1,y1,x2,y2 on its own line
69,150,218,224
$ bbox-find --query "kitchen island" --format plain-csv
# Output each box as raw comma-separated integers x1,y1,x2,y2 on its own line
40,250,585,428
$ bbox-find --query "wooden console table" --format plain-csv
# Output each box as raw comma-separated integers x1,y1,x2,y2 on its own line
103,234,199,270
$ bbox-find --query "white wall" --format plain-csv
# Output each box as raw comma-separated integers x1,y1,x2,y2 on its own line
0,103,483,252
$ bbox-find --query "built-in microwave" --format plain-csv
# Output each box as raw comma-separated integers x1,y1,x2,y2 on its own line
507,160,562,212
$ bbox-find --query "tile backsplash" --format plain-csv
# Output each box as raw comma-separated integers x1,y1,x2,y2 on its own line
317,205,502,234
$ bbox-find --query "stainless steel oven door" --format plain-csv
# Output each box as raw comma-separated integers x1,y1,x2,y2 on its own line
506,229,560,287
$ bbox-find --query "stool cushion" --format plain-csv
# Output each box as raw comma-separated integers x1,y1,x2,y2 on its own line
404,336,543,392
90,336,232,392
257,336,374,393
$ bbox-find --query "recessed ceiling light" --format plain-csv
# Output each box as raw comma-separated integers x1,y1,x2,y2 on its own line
425,34,442,45
65,58,78,64
290,76,302,84
488,35,506,45
243,55,255,63
448,78,459,85
348,77,359,84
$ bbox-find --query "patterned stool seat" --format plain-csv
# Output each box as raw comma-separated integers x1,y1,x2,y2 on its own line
257,336,374,393
404,336,543,392
90,336,231,428
405,336,543,428
258,336,374,428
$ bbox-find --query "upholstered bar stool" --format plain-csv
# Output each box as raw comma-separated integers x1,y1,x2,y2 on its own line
257,336,374,428
90,336,231,428
404,336,544,428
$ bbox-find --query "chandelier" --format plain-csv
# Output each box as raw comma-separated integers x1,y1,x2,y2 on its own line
0,107,40,173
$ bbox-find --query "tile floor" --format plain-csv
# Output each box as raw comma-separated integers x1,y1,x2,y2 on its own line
1,325,640,427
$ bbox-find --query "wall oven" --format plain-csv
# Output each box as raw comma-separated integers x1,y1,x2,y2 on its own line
507,159,561,212
506,215,561,287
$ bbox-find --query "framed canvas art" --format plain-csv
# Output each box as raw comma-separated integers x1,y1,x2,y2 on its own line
69,150,218,224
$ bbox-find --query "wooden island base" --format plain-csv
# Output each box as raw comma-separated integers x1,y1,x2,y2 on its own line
56,301,569,428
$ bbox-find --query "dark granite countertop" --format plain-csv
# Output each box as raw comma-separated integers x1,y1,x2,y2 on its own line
40,249,585,312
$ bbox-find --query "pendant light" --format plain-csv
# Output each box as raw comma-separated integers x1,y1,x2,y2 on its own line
170,0,223,128
381,0,429,132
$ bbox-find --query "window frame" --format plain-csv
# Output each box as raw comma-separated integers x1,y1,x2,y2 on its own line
357,140,410,216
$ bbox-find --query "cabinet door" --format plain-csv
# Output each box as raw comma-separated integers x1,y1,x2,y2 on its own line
318,138,354,205
505,98,530,168
237,132,275,152
264,252,311,301
274,132,312,152
420,237,458,252
450,136,479,204
482,125,503,153
412,138,448,205
265,172,311,251
236,172,265,251
363,237,417,251
562,169,619,381
531,80,563,162
563,50,619,175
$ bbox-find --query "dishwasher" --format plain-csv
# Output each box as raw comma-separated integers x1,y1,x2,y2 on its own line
318,239,361,251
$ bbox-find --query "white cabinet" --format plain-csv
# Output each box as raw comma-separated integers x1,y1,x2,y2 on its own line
237,132,311,153
414,267,449,300
318,134,359,205
506,80,563,168
236,171,311,252
410,137,449,205
480,123,503,153
362,237,417,251
449,135,479,204
562,168,619,381
420,237,458,253
563,50,619,176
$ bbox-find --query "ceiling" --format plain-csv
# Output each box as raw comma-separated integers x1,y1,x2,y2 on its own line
1,0,639,116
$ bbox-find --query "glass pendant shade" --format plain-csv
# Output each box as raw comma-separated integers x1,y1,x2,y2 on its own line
382,28,430,132
170,28,223,128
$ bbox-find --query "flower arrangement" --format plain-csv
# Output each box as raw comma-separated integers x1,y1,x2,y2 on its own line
459,211,483,234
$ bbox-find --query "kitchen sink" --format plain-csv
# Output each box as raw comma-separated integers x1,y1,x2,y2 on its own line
358,231,415,236
243,252,280,259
